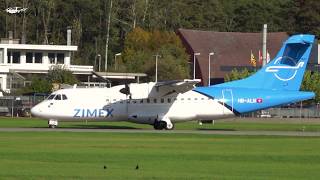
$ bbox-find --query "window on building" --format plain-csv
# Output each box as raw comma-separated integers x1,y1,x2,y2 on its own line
0,49,3,64
167,98,171,103
12,52,20,63
161,98,164,103
153,98,157,103
48,53,55,64
57,53,64,64
35,52,43,63
7,51,11,63
26,52,33,63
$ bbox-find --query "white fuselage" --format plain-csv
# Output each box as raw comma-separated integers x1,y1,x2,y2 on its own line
31,83,234,125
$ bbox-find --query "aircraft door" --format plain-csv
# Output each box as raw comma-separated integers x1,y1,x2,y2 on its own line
222,89,234,114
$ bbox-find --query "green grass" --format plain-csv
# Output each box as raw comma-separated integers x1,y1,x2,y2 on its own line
0,118,320,179
1,117,320,132
0,132,320,179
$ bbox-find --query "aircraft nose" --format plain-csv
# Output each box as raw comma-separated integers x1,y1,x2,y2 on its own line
31,105,41,117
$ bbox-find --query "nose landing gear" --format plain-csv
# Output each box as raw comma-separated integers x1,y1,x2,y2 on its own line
153,119,174,130
48,119,58,128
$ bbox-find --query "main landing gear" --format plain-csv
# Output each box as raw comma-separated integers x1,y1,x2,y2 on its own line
153,120,175,130
48,119,58,128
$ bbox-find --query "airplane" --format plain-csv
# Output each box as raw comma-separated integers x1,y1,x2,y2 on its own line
5,7,28,14
31,34,316,130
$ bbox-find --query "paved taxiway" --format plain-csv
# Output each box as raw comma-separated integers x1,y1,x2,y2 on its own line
0,128,319,137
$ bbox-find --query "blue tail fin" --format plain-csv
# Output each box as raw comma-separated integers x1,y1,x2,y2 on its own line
215,34,315,91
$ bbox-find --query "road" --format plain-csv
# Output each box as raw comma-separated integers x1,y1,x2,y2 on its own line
0,128,319,137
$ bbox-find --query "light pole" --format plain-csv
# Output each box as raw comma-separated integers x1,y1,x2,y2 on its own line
193,52,200,79
154,54,161,82
208,52,214,86
114,53,121,70
97,54,101,72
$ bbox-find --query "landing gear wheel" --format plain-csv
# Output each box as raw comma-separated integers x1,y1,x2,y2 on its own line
153,121,167,130
48,119,58,128
165,123,174,130
153,122,161,130
48,125,57,128
154,120,174,130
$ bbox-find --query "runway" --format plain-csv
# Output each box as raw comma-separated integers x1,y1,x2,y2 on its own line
0,128,319,137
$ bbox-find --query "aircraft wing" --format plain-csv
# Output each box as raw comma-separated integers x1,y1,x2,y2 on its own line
152,79,201,97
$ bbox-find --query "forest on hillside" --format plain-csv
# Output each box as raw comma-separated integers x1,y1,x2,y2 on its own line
0,0,319,71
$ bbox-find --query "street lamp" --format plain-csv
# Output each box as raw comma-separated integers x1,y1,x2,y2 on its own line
97,54,101,72
154,54,161,82
193,52,201,79
208,52,214,86
114,53,121,70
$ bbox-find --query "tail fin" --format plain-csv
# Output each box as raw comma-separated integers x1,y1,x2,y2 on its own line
215,34,315,91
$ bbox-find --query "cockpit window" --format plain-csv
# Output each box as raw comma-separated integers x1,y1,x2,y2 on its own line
54,94,62,100
62,94,68,100
47,94,55,100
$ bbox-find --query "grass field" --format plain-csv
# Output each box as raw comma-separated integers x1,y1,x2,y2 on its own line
1,117,320,132
1,132,320,179
1,117,320,179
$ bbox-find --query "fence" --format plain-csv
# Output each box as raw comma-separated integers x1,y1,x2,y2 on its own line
0,95,47,117
240,105,320,118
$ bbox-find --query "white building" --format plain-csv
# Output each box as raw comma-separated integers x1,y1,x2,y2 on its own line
0,40,93,93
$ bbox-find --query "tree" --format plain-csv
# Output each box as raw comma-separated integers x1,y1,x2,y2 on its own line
301,70,320,103
121,27,189,81
233,0,292,32
17,75,52,94
18,66,78,94
224,68,254,82
291,0,320,36
47,65,79,84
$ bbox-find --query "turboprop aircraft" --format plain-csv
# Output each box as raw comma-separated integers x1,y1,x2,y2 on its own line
31,34,315,130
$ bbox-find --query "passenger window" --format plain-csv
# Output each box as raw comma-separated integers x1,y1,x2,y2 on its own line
62,94,67,100
194,98,198,100
187,98,191,100
47,94,55,100
55,94,61,100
